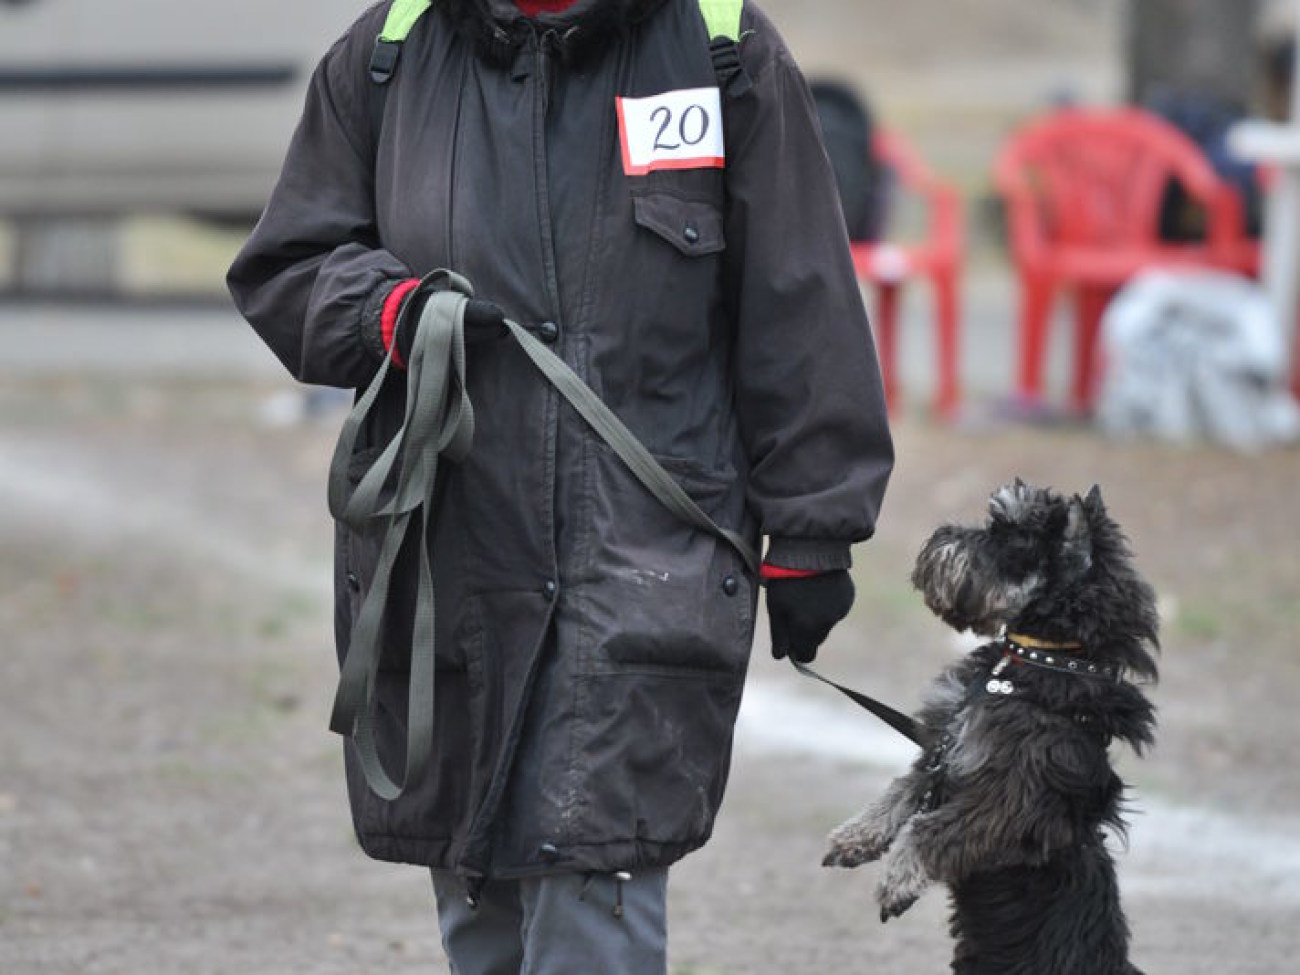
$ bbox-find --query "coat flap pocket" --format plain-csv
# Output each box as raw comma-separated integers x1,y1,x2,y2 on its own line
653,453,736,504
633,193,726,257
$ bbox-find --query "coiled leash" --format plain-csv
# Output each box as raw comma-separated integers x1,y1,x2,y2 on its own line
326,270,475,801
327,270,759,800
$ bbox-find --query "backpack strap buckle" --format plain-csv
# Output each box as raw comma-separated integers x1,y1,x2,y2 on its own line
370,37,402,85
708,36,750,96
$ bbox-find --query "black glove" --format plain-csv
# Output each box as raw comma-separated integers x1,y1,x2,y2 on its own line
396,290,506,364
765,570,855,663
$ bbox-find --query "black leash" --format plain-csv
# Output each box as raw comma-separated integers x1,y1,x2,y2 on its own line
789,660,934,749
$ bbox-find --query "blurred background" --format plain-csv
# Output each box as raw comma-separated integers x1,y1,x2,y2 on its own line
2,1,1298,973
1,0,1294,301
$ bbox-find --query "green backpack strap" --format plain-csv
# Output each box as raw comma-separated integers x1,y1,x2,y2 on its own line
698,0,743,41
370,0,434,83
699,0,750,95
369,0,744,85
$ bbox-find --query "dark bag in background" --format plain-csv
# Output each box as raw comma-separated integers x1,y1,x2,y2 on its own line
810,80,889,242
1146,88,1263,241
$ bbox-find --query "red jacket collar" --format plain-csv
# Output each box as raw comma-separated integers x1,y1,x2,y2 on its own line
516,0,579,15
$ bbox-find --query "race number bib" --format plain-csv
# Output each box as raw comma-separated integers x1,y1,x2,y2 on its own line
616,87,725,176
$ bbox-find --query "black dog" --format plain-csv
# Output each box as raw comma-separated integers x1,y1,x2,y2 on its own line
824,481,1158,975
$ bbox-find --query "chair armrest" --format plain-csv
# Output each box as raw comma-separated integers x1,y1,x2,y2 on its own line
874,130,964,260
996,179,1049,267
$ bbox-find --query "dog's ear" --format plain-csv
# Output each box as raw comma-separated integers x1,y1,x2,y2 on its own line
1083,484,1105,514
1062,495,1094,578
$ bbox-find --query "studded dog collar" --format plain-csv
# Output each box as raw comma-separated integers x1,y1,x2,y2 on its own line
1005,631,1082,652
994,633,1122,682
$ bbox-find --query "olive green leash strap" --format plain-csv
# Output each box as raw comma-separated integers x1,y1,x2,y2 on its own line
328,269,756,800
326,270,475,801
506,320,759,574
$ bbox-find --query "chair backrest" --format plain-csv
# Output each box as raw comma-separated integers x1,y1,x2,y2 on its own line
994,107,1230,253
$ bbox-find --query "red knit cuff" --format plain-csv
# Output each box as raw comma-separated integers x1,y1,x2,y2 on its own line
381,278,422,369
760,564,825,580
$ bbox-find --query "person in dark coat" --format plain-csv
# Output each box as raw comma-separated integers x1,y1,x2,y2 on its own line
227,0,893,970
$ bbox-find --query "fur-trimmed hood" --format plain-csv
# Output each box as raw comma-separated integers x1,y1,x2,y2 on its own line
441,0,673,65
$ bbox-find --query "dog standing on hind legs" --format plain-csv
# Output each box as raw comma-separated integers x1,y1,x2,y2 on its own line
824,481,1160,975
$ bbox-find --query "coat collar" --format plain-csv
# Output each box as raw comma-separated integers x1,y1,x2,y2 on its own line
442,0,672,66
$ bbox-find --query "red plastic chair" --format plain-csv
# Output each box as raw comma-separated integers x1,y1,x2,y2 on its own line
995,107,1260,411
851,130,964,419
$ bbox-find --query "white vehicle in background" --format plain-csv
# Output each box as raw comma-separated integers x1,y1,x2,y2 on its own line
0,0,364,292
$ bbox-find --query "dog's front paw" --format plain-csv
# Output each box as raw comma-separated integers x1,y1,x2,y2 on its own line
822,829,889,868
821,816,894,868
876,870,925,920
875,828,930,921
877,889,919,922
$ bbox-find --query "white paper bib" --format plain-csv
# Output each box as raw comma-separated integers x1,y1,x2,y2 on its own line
616,87,726,176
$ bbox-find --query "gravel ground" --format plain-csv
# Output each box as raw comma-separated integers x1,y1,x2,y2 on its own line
1,374,1297,974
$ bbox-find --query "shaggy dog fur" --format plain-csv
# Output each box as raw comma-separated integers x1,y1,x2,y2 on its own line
824,481,1159,975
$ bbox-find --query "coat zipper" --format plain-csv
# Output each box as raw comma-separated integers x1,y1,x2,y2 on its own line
457,25,569,885
532,28,565,319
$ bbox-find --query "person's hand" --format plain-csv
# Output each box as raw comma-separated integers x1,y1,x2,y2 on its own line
392,285,429,368
394,288,506,366
765,569,855,663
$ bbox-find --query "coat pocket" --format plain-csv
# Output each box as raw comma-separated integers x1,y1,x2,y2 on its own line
578,445,755,676
632,192,726,257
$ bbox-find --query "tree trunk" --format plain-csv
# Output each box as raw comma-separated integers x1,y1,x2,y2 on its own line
1126,0,1263,111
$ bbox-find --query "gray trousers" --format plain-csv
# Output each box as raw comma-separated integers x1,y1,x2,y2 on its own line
431,870,669,975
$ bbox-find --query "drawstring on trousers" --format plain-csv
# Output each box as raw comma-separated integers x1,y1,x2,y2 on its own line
613,871,631,919
578,871,633,919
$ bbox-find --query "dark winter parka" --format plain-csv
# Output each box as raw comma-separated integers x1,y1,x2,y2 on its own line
228,0,893,880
